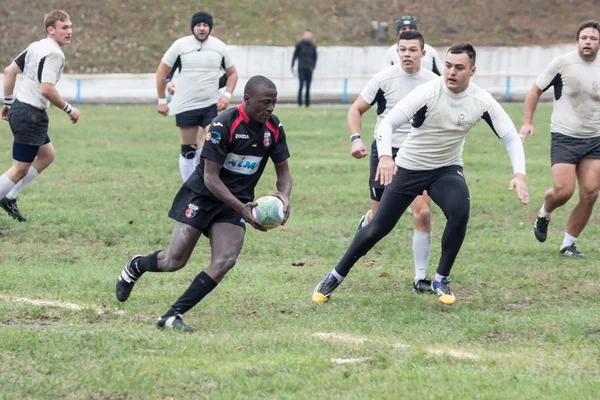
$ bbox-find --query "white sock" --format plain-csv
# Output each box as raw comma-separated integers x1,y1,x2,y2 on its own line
331,268,345,283
195,148,202,166
0,174,17,200
365,209,373,223
539,205,552,219
6,166,38,200
179,155,196,182
413,230,431,281
561,232,577,249
435,273,448,282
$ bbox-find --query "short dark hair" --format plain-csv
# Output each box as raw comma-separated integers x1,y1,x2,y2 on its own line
447,42,476,66
576,20,600,40
244,75,277,95
398,30,424,50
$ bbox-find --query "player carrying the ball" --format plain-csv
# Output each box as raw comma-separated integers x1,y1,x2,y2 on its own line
116,76,292,331
314,43,529,305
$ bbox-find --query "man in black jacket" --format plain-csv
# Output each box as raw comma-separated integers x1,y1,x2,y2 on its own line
291,30,317,107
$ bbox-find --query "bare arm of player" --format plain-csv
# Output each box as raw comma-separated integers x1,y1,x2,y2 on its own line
40,83,80,124
272,160,293,225
347,96,371,159
204,159,267,232
519,84,543,143
156,61,171,116
2,61,21,121
217,65,238,112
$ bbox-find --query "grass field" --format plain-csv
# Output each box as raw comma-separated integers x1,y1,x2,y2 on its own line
1,104,599,399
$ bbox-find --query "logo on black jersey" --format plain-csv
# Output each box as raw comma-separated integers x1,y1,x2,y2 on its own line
185,203,199,218
206,131,221,144
264,131,272,148
212,122,224,127
235,133,250,139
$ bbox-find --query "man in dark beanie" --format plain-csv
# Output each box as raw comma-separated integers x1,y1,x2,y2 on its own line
156,11,238,182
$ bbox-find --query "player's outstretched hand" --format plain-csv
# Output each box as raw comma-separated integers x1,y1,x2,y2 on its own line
509,173,529,204
240,202,268,232
271,191,291,225
157,103,169,116
351,139,368,159
519,123,534,144
217,95,230,112
375,155,397,186
70,107,81,124
1,106,8,121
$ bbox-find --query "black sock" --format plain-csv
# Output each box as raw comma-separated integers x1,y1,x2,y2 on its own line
162,271,218,318
138,250,162,273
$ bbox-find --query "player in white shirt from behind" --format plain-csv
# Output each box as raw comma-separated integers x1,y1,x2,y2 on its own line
0,10,80,226
381,15,443,76
156,11,238,183
314,43,529,306
521,20,600,258
341,30,438,296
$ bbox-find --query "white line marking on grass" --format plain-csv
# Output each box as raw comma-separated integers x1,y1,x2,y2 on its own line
312,332,368,344
1,296,85,310
395,343,480,360
1,296,126,315
331,358,370,365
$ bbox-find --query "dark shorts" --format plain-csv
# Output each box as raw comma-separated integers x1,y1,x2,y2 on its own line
369,139,399,201
551,132,600,166
387,164,465,197
168,185,246,237
175,104,218,128
12,135,51,163
8,99,49,146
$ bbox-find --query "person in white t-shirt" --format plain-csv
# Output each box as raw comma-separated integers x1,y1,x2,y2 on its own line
0,10,80,226
156,11,238,182
335,30,438,298
314,43,529,306
521,20,600,258
381,15,443,76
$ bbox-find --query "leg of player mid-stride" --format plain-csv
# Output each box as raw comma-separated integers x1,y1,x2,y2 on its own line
410,193,433,293
305,71,312,107
179,126,200,182
313,189,415,303
158,223,245,331
427,173,470,305
2,142,55,222
560,159,600,257
115,222,202,303
534,163,576,243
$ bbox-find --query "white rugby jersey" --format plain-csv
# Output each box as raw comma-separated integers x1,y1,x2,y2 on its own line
360,65,437,147
535,51,600,138
162,35,234,115
14,38,65,110
381,43,443,75
381,77,517,170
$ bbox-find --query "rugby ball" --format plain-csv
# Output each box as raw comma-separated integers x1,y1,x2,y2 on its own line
252,195,285,229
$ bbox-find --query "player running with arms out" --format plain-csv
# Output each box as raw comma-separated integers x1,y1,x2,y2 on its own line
345,30,438,295
521,20,600,258
314,43,529,305
0,10,79,226
116,76,292,332
156,11,238,183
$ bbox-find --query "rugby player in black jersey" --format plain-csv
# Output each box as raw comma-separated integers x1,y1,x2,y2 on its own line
115,76,292,331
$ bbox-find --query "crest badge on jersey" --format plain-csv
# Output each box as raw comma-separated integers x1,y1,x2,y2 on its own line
263,131,272,148
457,113,467,126
185,203,199,218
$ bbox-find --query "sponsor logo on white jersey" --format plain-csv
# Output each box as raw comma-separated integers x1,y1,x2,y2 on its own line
223,153,263,175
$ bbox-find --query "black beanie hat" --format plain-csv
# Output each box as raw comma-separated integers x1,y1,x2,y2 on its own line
191,11,213,34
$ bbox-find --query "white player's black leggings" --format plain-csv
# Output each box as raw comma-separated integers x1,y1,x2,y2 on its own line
335,166,470,278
